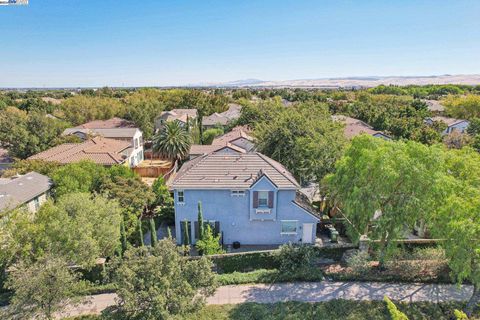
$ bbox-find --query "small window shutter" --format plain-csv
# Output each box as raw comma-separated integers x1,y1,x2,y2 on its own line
253,191,259,208
214,221,220,236
194,221,199,240
268,191,274,208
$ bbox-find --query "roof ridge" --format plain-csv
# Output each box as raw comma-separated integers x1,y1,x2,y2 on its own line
174,154,209,182
255,152,299,187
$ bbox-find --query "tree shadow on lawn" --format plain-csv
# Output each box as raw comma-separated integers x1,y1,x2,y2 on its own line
226,300,473,320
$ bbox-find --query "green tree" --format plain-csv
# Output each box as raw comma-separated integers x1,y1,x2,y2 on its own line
152,120,192,161
51,160,107,197
114,240,217,319
197,201,204,241
137,218,144,247
384,296,409,320
444,94,480,119
100,174,155,240
3,255,82,320
182,219,190,245
0,193,122,269
430,148,480,316
196,225,224,256
326,135,444,268
202,128,224,145
120,218,128,256
152,176,174,224
255,101,346,183
149,218,157,247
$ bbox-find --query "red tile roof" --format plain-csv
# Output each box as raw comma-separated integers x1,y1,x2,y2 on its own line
74,117,136,129
29,137,131,166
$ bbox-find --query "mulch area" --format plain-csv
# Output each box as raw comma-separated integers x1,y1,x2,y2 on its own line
321,259,452,283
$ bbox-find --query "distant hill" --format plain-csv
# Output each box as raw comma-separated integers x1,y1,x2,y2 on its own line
205,74,480,88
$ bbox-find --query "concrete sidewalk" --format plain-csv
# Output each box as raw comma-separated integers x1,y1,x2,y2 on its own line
58,281,473,318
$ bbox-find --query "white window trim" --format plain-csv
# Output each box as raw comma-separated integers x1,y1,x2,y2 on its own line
257,190,269,207
177,190,185,205
281,220,298,235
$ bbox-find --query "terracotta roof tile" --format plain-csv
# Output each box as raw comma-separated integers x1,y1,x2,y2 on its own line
29,137,131,166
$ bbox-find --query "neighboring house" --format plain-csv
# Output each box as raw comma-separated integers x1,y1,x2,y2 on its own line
423,100,445,113
62,118,144,166
425,116,469,135
73,117,136,129
0,148,13,173
154,109,198,131
0,172,52,214
29,136,140,167
332,115,391,140
171,152,319,246
189,126,255,159
202,103,242,129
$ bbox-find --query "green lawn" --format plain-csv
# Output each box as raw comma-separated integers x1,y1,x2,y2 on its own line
69,301,479,320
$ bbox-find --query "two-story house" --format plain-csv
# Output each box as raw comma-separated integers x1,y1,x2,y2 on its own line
0,172,52,214
62,118,144,167
171,151,319,246
425,116,470,135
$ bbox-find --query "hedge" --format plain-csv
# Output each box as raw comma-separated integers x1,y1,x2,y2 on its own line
210,245,354,274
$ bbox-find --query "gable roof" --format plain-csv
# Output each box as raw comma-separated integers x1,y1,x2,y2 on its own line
63,127,139,139
74,117,136,129
202,103,242,126
29,137,131,166
158,109,198,124
189,126,255,157
0,172,52,212
332,115,389,139
429,116,468,127
172,152,299,189
211,126,254,147
424,100,445,112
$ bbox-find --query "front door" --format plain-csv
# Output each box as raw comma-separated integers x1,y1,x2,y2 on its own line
302,223,314,244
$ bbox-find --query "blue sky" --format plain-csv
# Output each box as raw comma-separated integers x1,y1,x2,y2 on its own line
1,0,479,87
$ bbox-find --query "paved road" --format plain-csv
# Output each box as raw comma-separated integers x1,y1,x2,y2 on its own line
58,281,473,318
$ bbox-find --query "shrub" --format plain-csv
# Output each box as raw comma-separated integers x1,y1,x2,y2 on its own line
196,225,224,255
346,251,371,274
202,128,224,145
213,251,278,273
454,309,469,320
384,296,409,320
274,243,316,273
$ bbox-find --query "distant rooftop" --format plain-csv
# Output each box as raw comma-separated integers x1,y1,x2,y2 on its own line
29,136,132,166
424,100,445,112
74,117,136,129
202,103,242,126
332,115,389,139
429,116,468,127
0,172,52,212
158,109,198,124
63,127,140,139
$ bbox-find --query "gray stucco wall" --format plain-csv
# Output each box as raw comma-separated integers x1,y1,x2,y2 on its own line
174,176,318,246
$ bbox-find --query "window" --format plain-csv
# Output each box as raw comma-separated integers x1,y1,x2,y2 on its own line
134,138,139,149
33,197,40,211
281,220,297,234
177,190,185,204
258,191,268,207
231,190,245,197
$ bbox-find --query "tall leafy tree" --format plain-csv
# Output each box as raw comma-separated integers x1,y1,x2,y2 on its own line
0,193,122,269
326,135,445,268
255,101,346,183
152,120,192,161
114,240,217,319
430,148,480,316
3,255,83,320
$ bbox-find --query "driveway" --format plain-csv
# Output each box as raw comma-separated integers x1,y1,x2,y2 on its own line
58,281,473,318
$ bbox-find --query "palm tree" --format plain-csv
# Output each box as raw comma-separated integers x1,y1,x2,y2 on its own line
152,121,192,161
